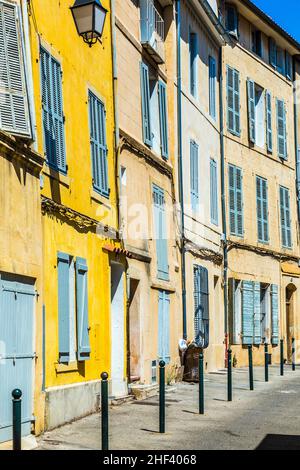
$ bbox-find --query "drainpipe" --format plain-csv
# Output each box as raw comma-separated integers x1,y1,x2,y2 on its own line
176,0,187,340
293,56,300,222
219,45,229,358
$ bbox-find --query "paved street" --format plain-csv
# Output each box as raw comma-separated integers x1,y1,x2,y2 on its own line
37,365,300,450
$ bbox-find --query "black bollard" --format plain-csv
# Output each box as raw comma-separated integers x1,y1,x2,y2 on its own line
12,389,22,451
292,338,296,371
199,351,204,415
264,343,269,382
248,345,254,391
280,340,284,376
159,361,166,433
227,349,232,402
101,372,109,451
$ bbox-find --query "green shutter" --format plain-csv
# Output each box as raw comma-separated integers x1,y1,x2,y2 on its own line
276,99,287,159
58,252,70,363
210,159,218,225
227,66,240,136
88,91,109,197
269,38,277,68
153,185,169,281
140,62,152,146
280,186,292,248
256,176,269,243
247,78,256,144
76,258,91,361
242,281,254,345
209,56,216,120
158,81,169,159
229,164,243,236
266,90,273,153
271,285,279,345
253,282,262,345
190,140,199,212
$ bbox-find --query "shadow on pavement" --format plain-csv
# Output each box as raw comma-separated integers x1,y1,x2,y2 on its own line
256,434,300,450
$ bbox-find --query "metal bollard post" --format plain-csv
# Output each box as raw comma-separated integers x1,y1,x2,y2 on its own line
264,343,269,382
280,340,284,376
159,361,166,434
292,338,296,371
248,345,254,391
199,350,204,415
227,349,232,402
101,372,109,451
12,389,22,451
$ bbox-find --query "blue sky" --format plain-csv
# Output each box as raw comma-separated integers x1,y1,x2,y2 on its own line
252,0,300,42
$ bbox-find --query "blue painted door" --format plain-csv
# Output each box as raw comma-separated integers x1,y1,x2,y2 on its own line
0,278,35,443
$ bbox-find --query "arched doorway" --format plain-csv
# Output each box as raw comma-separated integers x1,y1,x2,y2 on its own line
286,284,296,363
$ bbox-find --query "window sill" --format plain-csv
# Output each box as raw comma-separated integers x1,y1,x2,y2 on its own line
90,189,111,207
43,167,70,188
55,362,79,374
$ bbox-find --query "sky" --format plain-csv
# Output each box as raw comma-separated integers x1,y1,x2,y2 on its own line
252,0,300,42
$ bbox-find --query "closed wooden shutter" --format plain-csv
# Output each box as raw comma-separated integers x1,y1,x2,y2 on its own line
247,79,256,143
88,91,109,197
276,98,287,159
242,281,254,345
253,282,262,345
209,56,216,120
153,185,169,281
210,158,218,225
189,31,197,97
158,80,169,159
271,285,279,345
194,265,209,349
140,62,152,146
227,66,240,136
57,252,70,363
158,290,170,363
0,2,31,137
266,90,273,153
256,176,269,243
269,38,277,68
280,186,292,248
229,164,243,236
190,140,199,212
76,258,91,361
285,51,292,80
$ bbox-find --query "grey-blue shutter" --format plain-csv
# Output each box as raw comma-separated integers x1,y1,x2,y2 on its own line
190,140,199,212
58,252,70,363
227,66,240,136
40,48,66,172
153,185,169,281
189,31,197,97
194,266,209,349
209,56,216,120
247,78,256,143
271,285,279,345
229,165,243,236
210,159,218,225
285,51,292,80
280,186,292,248
256,176,269,243
88,91,109,197
266,90,273,153
269,38,277,68
76,258,91,361
226,5,238,37
276,99,287,159
158,81,169,159
0,2,31,137
253,282,262,345
242,281,254,345
158,290,170,363
140,62,152,146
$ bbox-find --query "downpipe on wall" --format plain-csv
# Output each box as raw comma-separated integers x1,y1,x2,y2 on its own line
293,56,300,223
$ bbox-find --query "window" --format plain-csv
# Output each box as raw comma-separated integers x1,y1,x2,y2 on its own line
151,360,157,384
276,99,287,159
40,48,66,173
190,140,199,213
158,291,170,363
227,66,240,136
228,164,243,237
256,176,269,243
88,91,109,197
247,79,265,148
0,1,31,137
276,47,285,75
210,159,218,225
140,62,169,158
193,265,209,349
57,253,91,363
251,29,262,57
225,4,238,38
189,30,197,97
269,38,292,80
153,185,169,281
209,56,217,120
280,186,292,249
285,52,292,80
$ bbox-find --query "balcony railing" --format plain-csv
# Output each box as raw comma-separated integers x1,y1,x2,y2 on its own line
140,0,165,64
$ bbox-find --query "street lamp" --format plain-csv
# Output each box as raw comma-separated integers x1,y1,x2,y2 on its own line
71,0,108,47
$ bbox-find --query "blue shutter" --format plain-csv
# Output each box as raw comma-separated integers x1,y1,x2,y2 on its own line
256,176,269,243
226,5,238,36
227,66,240,136
209,56,216,120
158,291,170,363
57,252,70,363
229,164,243,236
266,90,273,153
280,186,292,249
247,78,256,144
194,266,209,349
269,38,277,68
140,62,152,146
285,51,292,80
88,91,109,197
242,281,254,345
210,158,218,225
190,140,199,212
189,31,197,97
271,285,279,345
276,98,287,159
40,48,66,173
253,282,262,345
76,258,91,361
153,185,169,281
158,81,169,159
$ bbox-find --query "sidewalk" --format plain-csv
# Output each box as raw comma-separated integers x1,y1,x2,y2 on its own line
37,365,300,450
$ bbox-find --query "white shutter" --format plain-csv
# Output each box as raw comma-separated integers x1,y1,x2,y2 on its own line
0,2,31,137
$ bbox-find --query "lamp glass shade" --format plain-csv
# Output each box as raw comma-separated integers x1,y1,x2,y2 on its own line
71,1,107,44
72,4,94,36
94,4,106,37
